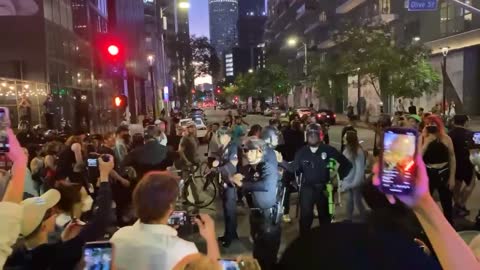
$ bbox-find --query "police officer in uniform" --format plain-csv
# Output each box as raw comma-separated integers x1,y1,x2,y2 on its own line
261,126,281,165
214,127,239,247
231,137,281,270
290,123,352,236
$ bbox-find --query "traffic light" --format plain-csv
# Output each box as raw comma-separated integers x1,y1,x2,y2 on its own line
107,44,120,56
114,95,128,109
215,87,221,94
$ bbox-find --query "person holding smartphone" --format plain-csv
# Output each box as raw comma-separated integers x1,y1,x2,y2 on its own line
111,172,220,270
0,128,28,268
420,115,456,224
4,155,114,270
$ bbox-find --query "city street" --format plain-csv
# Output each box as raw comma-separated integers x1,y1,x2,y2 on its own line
180,108,480,258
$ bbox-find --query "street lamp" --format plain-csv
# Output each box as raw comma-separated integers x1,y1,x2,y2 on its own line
148,54,157,119
286,37,308,76
178,1,190,9
441,46,450,116
248,68,254,73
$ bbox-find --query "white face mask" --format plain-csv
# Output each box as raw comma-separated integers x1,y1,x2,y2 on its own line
309,147,319,153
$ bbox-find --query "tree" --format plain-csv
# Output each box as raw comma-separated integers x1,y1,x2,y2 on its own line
308,53,344,110
334,25,440,99
166,35,220,104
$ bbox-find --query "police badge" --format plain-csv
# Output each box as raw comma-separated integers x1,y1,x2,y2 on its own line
321,152,327,160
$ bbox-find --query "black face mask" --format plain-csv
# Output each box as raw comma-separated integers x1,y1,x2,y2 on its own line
426,125,439,134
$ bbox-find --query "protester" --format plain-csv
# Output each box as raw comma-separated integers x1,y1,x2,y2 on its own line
408,101,417,115
111,171,220,270
420,115,456,224
247,124,262,138
407,114,422,130
115,125,130,163
5,155,114,270
0,129,28,268
206,123,221,166
448,115,475,216
55,131,86,183
175,121,200,172
341,130,366,221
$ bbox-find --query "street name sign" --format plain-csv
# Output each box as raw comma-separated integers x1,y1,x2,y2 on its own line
408,0,438,11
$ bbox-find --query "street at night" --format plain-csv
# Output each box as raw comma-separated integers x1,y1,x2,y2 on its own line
2,0,480,269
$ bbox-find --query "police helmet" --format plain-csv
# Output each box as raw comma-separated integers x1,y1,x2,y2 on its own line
243,137,266,152
261,126,279,147
306,123,323,140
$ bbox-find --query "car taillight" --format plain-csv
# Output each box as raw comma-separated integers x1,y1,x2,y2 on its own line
326,115,330,118
317,113,322,118
333,114,336,118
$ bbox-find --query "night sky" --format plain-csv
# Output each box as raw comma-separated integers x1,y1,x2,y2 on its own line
189,0,210,38
189,0,267,39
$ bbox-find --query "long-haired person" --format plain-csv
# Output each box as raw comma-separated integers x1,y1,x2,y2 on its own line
341,131,366,221
420,115,456,224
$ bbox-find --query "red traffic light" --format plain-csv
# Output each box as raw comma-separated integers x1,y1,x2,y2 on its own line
108,45,119,56
114,95,128,108
216,88,221,94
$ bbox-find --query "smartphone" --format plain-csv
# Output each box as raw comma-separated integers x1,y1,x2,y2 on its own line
168,211,197,226
0,107,10,153
379,128,418,195
219,259,241,270
87,158,98,167
83,241,113,270
471,132,480,149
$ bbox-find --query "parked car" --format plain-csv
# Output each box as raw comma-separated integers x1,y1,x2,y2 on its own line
264,106,282,116
178,118,208,138
315,109,336,125
296,107,314,118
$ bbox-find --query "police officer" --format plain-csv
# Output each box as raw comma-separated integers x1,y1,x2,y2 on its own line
231,137,281,270
290,123,352,236
214,127,239,247
261,126,281,165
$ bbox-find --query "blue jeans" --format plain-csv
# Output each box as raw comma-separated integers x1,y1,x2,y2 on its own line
346,187,366,221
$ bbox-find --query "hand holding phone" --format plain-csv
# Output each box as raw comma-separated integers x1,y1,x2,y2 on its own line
379,128,418,195
374,148,430,208
83,241,113,270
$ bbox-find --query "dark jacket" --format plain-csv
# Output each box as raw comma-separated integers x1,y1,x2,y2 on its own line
219,142,238,185
289,144,352,187
122,139,168,178
241,161,279,209
5,182,112,270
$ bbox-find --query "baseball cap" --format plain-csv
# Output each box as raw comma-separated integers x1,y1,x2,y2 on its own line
20,189,61,237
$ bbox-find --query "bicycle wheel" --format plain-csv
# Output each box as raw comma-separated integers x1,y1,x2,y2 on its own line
184,174,217,208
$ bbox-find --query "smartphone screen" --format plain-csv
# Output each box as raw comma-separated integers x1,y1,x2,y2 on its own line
0,108,9,153
87,158,98,167
472,132,480,149
219,259,240,270
380,128,418,194
168,211,187,226
83,241,113,270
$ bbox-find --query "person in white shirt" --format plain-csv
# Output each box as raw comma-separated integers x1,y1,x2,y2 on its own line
207,123,221,165
155,120,168,146
111,171,220,270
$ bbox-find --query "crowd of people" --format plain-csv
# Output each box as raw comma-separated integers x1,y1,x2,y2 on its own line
0,105,479,270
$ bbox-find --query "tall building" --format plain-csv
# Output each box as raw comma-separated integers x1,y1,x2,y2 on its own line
209,0,239,57
107,0,146,122
0,0,97,129
238,0,264,17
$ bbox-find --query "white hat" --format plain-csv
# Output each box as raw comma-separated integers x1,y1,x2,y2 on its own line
20,189,61,237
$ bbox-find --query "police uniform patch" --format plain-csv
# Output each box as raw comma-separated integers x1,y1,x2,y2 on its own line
321,152,327,160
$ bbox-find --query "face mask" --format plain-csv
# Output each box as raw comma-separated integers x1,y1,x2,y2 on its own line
426,126,439,134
